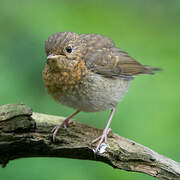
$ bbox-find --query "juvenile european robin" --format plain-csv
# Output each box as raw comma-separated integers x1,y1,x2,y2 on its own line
43,31,160,152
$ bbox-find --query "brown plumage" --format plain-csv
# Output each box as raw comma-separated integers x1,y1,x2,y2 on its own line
43,31,160,152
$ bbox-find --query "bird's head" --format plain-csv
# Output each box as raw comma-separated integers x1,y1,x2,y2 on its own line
45,32,86,70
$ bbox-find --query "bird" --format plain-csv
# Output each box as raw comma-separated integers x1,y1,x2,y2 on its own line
42,31,160,152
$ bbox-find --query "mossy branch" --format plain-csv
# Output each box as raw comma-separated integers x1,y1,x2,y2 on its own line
0,104,180,180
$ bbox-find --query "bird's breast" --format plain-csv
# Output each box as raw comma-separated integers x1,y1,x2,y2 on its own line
42,60,90,100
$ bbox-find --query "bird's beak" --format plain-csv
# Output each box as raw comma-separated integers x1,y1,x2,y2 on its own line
47,54,60,60
46,54,60,64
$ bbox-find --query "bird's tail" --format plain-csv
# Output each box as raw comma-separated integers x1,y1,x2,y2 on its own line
143,65,162,75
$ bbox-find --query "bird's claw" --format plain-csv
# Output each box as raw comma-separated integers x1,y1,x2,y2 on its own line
92,128,111,152
51,121,69,141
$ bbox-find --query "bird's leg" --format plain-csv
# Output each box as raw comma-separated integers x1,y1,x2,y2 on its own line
92,106,117,152
52,110,81,141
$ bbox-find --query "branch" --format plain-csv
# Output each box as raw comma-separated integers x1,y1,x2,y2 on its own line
0,104,179,179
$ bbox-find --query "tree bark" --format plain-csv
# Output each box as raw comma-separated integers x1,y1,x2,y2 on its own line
0,104,179,180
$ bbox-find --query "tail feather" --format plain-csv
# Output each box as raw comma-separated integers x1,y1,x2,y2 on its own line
143,65,162,75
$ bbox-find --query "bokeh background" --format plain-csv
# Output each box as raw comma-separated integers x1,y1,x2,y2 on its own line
0,0,180,179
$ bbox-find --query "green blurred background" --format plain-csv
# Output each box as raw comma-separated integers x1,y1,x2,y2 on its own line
0,0,180,179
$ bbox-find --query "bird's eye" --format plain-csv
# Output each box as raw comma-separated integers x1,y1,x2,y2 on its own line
65,46,72,53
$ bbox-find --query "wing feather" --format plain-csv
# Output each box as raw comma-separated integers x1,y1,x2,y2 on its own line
85,48,158,78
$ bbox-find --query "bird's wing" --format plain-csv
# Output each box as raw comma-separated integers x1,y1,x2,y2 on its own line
85,48,158,79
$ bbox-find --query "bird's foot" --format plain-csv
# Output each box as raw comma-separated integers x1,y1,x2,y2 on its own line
51,119,69,142
92,128,111,152
51,110,81,142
